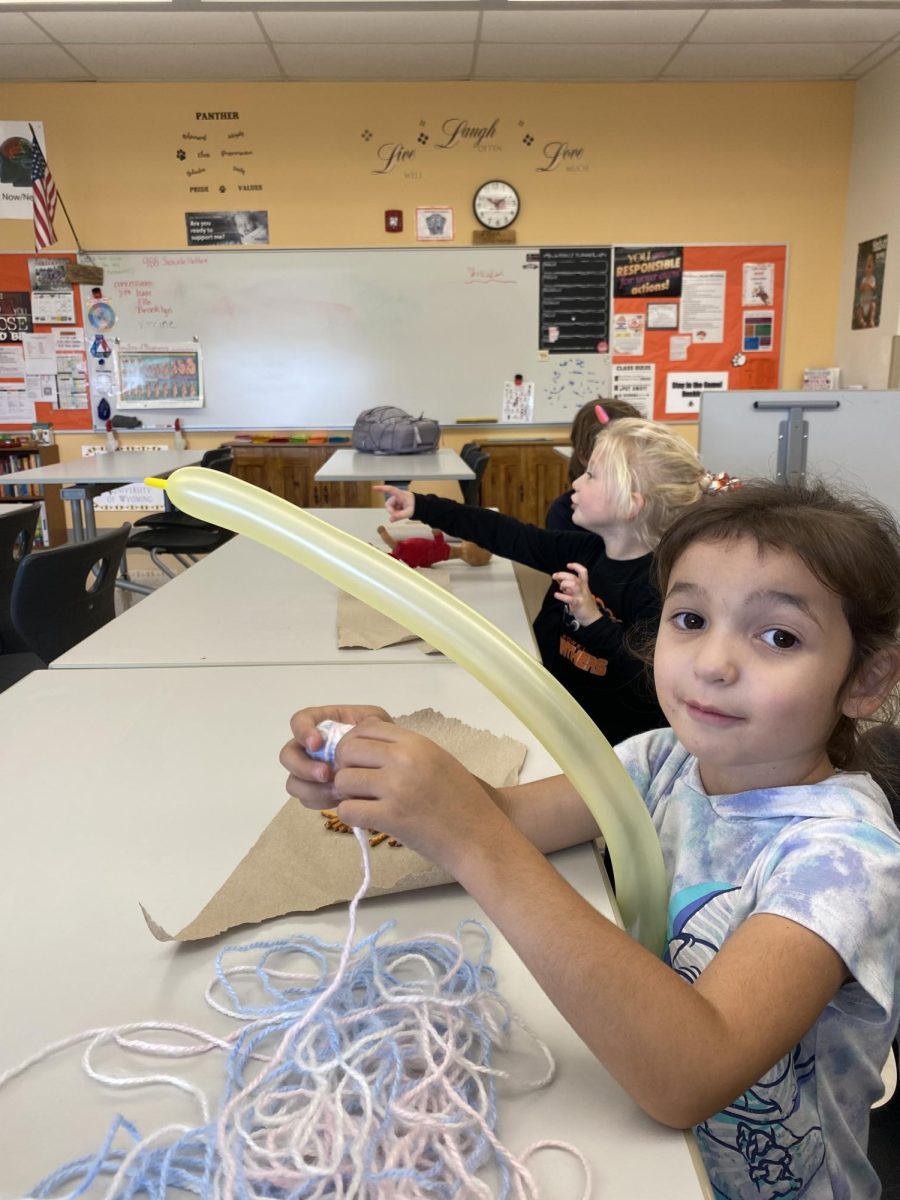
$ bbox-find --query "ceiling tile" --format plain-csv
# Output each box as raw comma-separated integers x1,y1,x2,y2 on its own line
665,40,883,78
0,42,88,80
474,41,676,80
481,9,700,43
692,8,900,43
69,41,281,80
31,12,264,43
0,14,50,43
274,41,472,79
260,11,479,42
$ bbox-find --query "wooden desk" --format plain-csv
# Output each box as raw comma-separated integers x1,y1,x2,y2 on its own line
315,448,474,489
0,664,708,1199
0,450,202,541
51,509,537,668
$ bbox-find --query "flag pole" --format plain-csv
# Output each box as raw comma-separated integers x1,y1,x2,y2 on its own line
27,122,84,254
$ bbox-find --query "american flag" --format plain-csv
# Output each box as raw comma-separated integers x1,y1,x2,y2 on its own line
31,137,58,251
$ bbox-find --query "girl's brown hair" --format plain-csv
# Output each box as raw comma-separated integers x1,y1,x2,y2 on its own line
652,479,900,773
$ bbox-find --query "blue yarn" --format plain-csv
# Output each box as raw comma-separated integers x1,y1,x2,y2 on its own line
29,919,524,1199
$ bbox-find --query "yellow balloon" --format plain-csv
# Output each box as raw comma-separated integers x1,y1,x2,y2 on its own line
147,468,667,953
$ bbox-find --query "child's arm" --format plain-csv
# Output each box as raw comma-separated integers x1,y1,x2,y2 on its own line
282,713,848,1129
374,486,598,577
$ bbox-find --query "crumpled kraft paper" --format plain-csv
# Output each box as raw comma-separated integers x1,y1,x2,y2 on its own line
142,708,527,943
336,568,451,650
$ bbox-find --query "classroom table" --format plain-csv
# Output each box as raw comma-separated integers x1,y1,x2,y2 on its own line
0,449,202,541
315,447,474,490
51,508,537,668
0,663,709,1199
554,445,574,459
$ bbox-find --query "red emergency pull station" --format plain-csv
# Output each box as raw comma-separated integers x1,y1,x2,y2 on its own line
385,209,403,233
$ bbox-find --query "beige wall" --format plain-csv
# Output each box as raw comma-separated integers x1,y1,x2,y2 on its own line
2,79,849,522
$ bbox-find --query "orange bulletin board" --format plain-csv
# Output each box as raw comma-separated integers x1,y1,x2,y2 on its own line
611,244,786,422
0,252,92,431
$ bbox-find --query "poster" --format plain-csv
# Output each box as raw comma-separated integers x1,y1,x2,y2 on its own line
501,380,534,422
0,384,34,422
28,257,70,291
613,246,683,298
679,272,726,343
612,362,654,418
0,121,47,220
742,262,775,307
539,247,611,354
185,210,269,247
611,312,645,356
665,371,729,415
851,235,887,330
742,310,774,352
118,346,203,408
416,207,454,242
0,292,32,343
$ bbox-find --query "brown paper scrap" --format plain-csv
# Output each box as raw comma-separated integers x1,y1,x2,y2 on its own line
336,568,451,650
142,708,526,943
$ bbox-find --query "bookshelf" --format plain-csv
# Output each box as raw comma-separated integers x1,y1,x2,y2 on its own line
0,441,66,548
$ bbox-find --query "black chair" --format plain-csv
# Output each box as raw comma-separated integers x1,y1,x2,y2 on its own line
460,450,490,507
127,451,235,580
9,524,131,666
132,447,233,530
459,442,482,469
0,502,41,653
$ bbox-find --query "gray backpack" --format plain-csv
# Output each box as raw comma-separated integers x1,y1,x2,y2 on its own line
351,406,440,455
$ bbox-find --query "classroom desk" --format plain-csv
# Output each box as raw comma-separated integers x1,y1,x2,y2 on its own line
0,663,708,1199
0,449,202,541
554,445,574,459
52,508,537,668
315,447,474,490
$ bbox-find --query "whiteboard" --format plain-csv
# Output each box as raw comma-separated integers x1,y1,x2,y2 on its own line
698,390,900,518
80,248,612,430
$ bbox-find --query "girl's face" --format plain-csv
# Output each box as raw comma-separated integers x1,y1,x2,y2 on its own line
571,450,634,534
653,536,857,795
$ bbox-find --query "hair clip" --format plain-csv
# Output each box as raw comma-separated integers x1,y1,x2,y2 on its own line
595,404,610,425
702,471,742,495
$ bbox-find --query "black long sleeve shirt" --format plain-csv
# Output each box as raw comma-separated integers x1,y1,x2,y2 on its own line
413,494,666,746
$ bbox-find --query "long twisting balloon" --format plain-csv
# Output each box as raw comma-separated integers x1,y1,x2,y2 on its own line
147,468,667,954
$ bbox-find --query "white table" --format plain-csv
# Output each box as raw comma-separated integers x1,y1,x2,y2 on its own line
52,509,537,669
0,664,708,1199
554,445,574,459
315,448,474,489
0,449,202,541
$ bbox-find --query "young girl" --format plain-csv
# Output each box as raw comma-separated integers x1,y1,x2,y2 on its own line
378,418,706,746
545,396,642,532
281,480,900,1199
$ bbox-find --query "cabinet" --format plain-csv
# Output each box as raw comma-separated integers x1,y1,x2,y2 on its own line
478,440,570,525
228,444,371,509
0,441,66,547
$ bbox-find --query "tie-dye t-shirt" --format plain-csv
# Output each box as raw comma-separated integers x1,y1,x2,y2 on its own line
615,728,900,1200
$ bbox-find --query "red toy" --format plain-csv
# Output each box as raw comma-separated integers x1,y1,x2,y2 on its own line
377,526,492,568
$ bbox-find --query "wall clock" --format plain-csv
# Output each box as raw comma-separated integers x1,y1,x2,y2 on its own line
473,180,520,230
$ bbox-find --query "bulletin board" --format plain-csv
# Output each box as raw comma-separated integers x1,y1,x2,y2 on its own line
610,244,786,422
0,251,92,431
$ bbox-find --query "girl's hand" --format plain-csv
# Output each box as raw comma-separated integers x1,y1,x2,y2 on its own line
552,562,600,627
314,719,507,875
372,484,415,521
280,705,392,806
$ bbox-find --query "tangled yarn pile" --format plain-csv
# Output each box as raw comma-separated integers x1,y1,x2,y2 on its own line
2,829,589,1199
